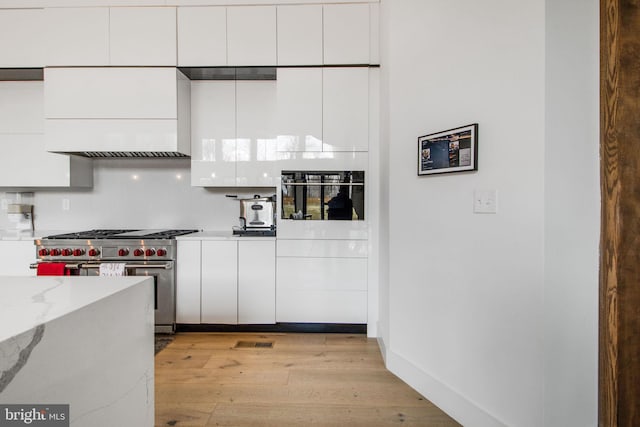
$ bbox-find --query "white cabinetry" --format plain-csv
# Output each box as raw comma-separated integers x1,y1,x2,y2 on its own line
323,4,370,65
276,239,367,323
201,240,238,324
323,67,369,152
44,67,190,155
176,238,276,325
227,6,276,66
0,81,92,188
276,68,322,152
177,7,227,67
276,5,322,66
109,7,176,66
0,9,43,68
191,80,277,187
44,8,109,66
0,240,35,276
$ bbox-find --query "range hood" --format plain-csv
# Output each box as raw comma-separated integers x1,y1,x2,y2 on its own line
44,67,190,158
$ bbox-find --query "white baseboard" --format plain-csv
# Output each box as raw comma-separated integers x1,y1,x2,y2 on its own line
385,349,507,427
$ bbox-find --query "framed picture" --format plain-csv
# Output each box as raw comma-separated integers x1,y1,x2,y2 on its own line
418,123,478,176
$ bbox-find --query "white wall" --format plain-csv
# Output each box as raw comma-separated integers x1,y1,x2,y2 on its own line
544,0,599,425
0,159,274,231
381,0,546,425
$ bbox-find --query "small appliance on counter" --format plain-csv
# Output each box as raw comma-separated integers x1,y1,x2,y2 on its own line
229,194,277,236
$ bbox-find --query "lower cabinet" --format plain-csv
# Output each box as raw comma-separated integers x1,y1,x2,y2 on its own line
0,240,36,276
176,239,275,325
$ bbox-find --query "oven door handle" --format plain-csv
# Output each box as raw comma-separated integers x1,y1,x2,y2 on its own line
30,262,172,270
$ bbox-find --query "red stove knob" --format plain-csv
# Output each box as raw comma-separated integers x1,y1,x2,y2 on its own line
73,248,85,257
49,248,60,256
145,248,156,256
38,248,49,256
88,248,100,257
118,248,129,257
134,249,144,257
62,248,73,256
156,248,167,256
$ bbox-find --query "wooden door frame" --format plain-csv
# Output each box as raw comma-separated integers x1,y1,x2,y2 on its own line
599,0,640,425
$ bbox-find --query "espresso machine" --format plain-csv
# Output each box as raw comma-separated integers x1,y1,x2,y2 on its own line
230,194,276,236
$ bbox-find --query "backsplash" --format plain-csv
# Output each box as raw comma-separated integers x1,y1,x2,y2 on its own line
0,158,276,231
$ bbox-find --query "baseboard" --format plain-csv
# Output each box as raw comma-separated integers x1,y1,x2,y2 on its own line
386,349,507,427
176,323,367,334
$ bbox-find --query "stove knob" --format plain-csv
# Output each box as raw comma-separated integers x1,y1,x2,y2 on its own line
62,248,73,256
73,249,85,257
145,248,156,257
134,248,144,257
156,248,167,257
38,248,49,256
49,248,60,256
118,248,129,257
88,248,100,257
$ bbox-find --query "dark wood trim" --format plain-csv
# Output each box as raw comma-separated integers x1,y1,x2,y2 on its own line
600,0,640,425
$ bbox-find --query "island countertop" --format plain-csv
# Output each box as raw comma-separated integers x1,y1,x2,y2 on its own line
0,276,151,344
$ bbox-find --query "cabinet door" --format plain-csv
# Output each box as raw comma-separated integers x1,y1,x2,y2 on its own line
109,7,177,66
236,81,277,186
276,68,322,152
176,240,201,324
0,241,36,276
0,9,44,67
190,81,237,187
44,8,109,66
178,7,227,66
238,240,275,324
201,241,238,324
323,4,370,65
276,5,322,66
227,6,276,66
44,67,178,119
322,68,369,152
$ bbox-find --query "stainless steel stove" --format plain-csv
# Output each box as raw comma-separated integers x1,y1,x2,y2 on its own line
34,229,199,333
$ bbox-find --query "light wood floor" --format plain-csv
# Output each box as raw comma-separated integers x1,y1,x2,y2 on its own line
155,332,461,426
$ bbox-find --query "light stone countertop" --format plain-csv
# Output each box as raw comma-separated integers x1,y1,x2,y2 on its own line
176,230,276,241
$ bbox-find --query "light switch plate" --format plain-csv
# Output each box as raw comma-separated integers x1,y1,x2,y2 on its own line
0,199,7,211
474,189,498,214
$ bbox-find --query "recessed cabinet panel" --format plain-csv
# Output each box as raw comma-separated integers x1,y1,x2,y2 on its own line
176,240,201,324
44,68,178,119
238,240,275,324
190,81,237,186
201,240,238,324
110,7,177,66
0,241,36,276
0,82,43,134
277,5,322,66
323,4,369,65
236,81,278,186
227,6,276,66
322,68,369,152
276,68,322,152
44,8,109,66
178,7,227,66
0,9,43,67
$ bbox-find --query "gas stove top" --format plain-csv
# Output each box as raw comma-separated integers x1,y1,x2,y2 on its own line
44,229,200,240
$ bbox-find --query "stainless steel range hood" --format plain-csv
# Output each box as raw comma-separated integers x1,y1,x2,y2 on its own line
44,67,190,158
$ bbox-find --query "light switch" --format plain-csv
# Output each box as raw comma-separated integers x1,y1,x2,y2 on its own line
474,189,498,214
0,199,7,211
62,198,70,211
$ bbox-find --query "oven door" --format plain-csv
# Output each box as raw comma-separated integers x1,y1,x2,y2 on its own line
83,261,175,333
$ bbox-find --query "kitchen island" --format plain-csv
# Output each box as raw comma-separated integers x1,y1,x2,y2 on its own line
0,276,154,427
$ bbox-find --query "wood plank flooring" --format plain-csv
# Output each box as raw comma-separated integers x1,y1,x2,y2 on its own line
155,332,460,426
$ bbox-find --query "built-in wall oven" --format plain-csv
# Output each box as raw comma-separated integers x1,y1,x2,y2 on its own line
281,171,365,221
32,229,199,333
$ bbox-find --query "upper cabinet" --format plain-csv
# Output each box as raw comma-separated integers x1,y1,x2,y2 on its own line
323,4,370,65
276,5,322,66
110,7,176,66
227,6,277,66
43,6,176,67
44,8,109,66
177,7,227,67
0,9,44,67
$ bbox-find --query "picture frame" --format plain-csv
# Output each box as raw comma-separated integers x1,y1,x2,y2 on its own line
418,123,478,176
